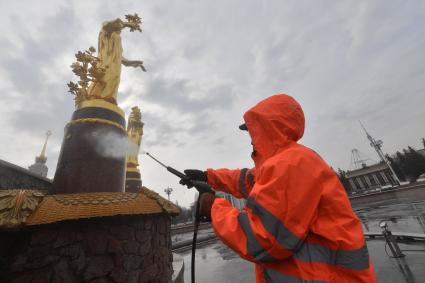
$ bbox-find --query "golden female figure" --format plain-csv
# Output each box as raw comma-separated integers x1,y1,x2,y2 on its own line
87,14,146,104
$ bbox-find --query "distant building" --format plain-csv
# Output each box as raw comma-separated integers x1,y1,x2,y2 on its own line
345,162,398,193
28,131,51,177
28,157,48,178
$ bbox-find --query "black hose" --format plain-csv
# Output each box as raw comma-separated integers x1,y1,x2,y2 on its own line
191,194,201,283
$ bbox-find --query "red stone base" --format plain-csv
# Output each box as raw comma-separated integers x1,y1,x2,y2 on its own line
0,214,172,283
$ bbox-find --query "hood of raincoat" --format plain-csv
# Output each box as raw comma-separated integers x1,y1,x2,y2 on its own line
243,94,305,167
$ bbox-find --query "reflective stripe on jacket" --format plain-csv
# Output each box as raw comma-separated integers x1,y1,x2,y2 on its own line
207,94,376,283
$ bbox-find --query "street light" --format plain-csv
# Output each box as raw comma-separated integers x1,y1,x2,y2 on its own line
164,187,173,201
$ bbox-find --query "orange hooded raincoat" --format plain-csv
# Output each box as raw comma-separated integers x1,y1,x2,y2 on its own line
207,94,376,283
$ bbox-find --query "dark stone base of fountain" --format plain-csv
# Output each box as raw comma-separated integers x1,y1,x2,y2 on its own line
125,170,142,193
53,101,127,194
0,214,173,283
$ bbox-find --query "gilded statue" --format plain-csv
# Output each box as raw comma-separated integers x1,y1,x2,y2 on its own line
127,106,144,169
68,14,146,107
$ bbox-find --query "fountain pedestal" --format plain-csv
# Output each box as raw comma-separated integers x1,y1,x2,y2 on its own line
53,100,127,194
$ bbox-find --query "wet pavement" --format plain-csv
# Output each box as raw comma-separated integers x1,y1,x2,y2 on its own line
175,199,425,282
180,239,255,283
178,238,425,283
172,228,215,244
368,239,425,283
355,201,425,234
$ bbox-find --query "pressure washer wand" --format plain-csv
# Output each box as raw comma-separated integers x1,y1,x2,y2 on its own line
145,152,192,184
145,152,213,194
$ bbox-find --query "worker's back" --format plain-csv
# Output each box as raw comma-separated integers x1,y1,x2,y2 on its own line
252,143,376,282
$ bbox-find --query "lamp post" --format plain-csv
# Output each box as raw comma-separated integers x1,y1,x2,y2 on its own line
164,187,173,201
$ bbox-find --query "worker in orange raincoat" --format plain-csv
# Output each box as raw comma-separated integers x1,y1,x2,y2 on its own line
183,94,376,282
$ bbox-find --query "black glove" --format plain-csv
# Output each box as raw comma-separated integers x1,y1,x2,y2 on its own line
179,169,207,187
184,169,207,182
192,180,215,195
179,169,213,194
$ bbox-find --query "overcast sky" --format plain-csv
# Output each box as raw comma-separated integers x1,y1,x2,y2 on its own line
0,1,424,207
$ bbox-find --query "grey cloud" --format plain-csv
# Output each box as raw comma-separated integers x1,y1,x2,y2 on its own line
213,136,225,145
10,90,73,135
141,111,187,148
141,108,219,148
1,5,84,141
125,73,235,144
140,72,237,114
2,4,81,87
